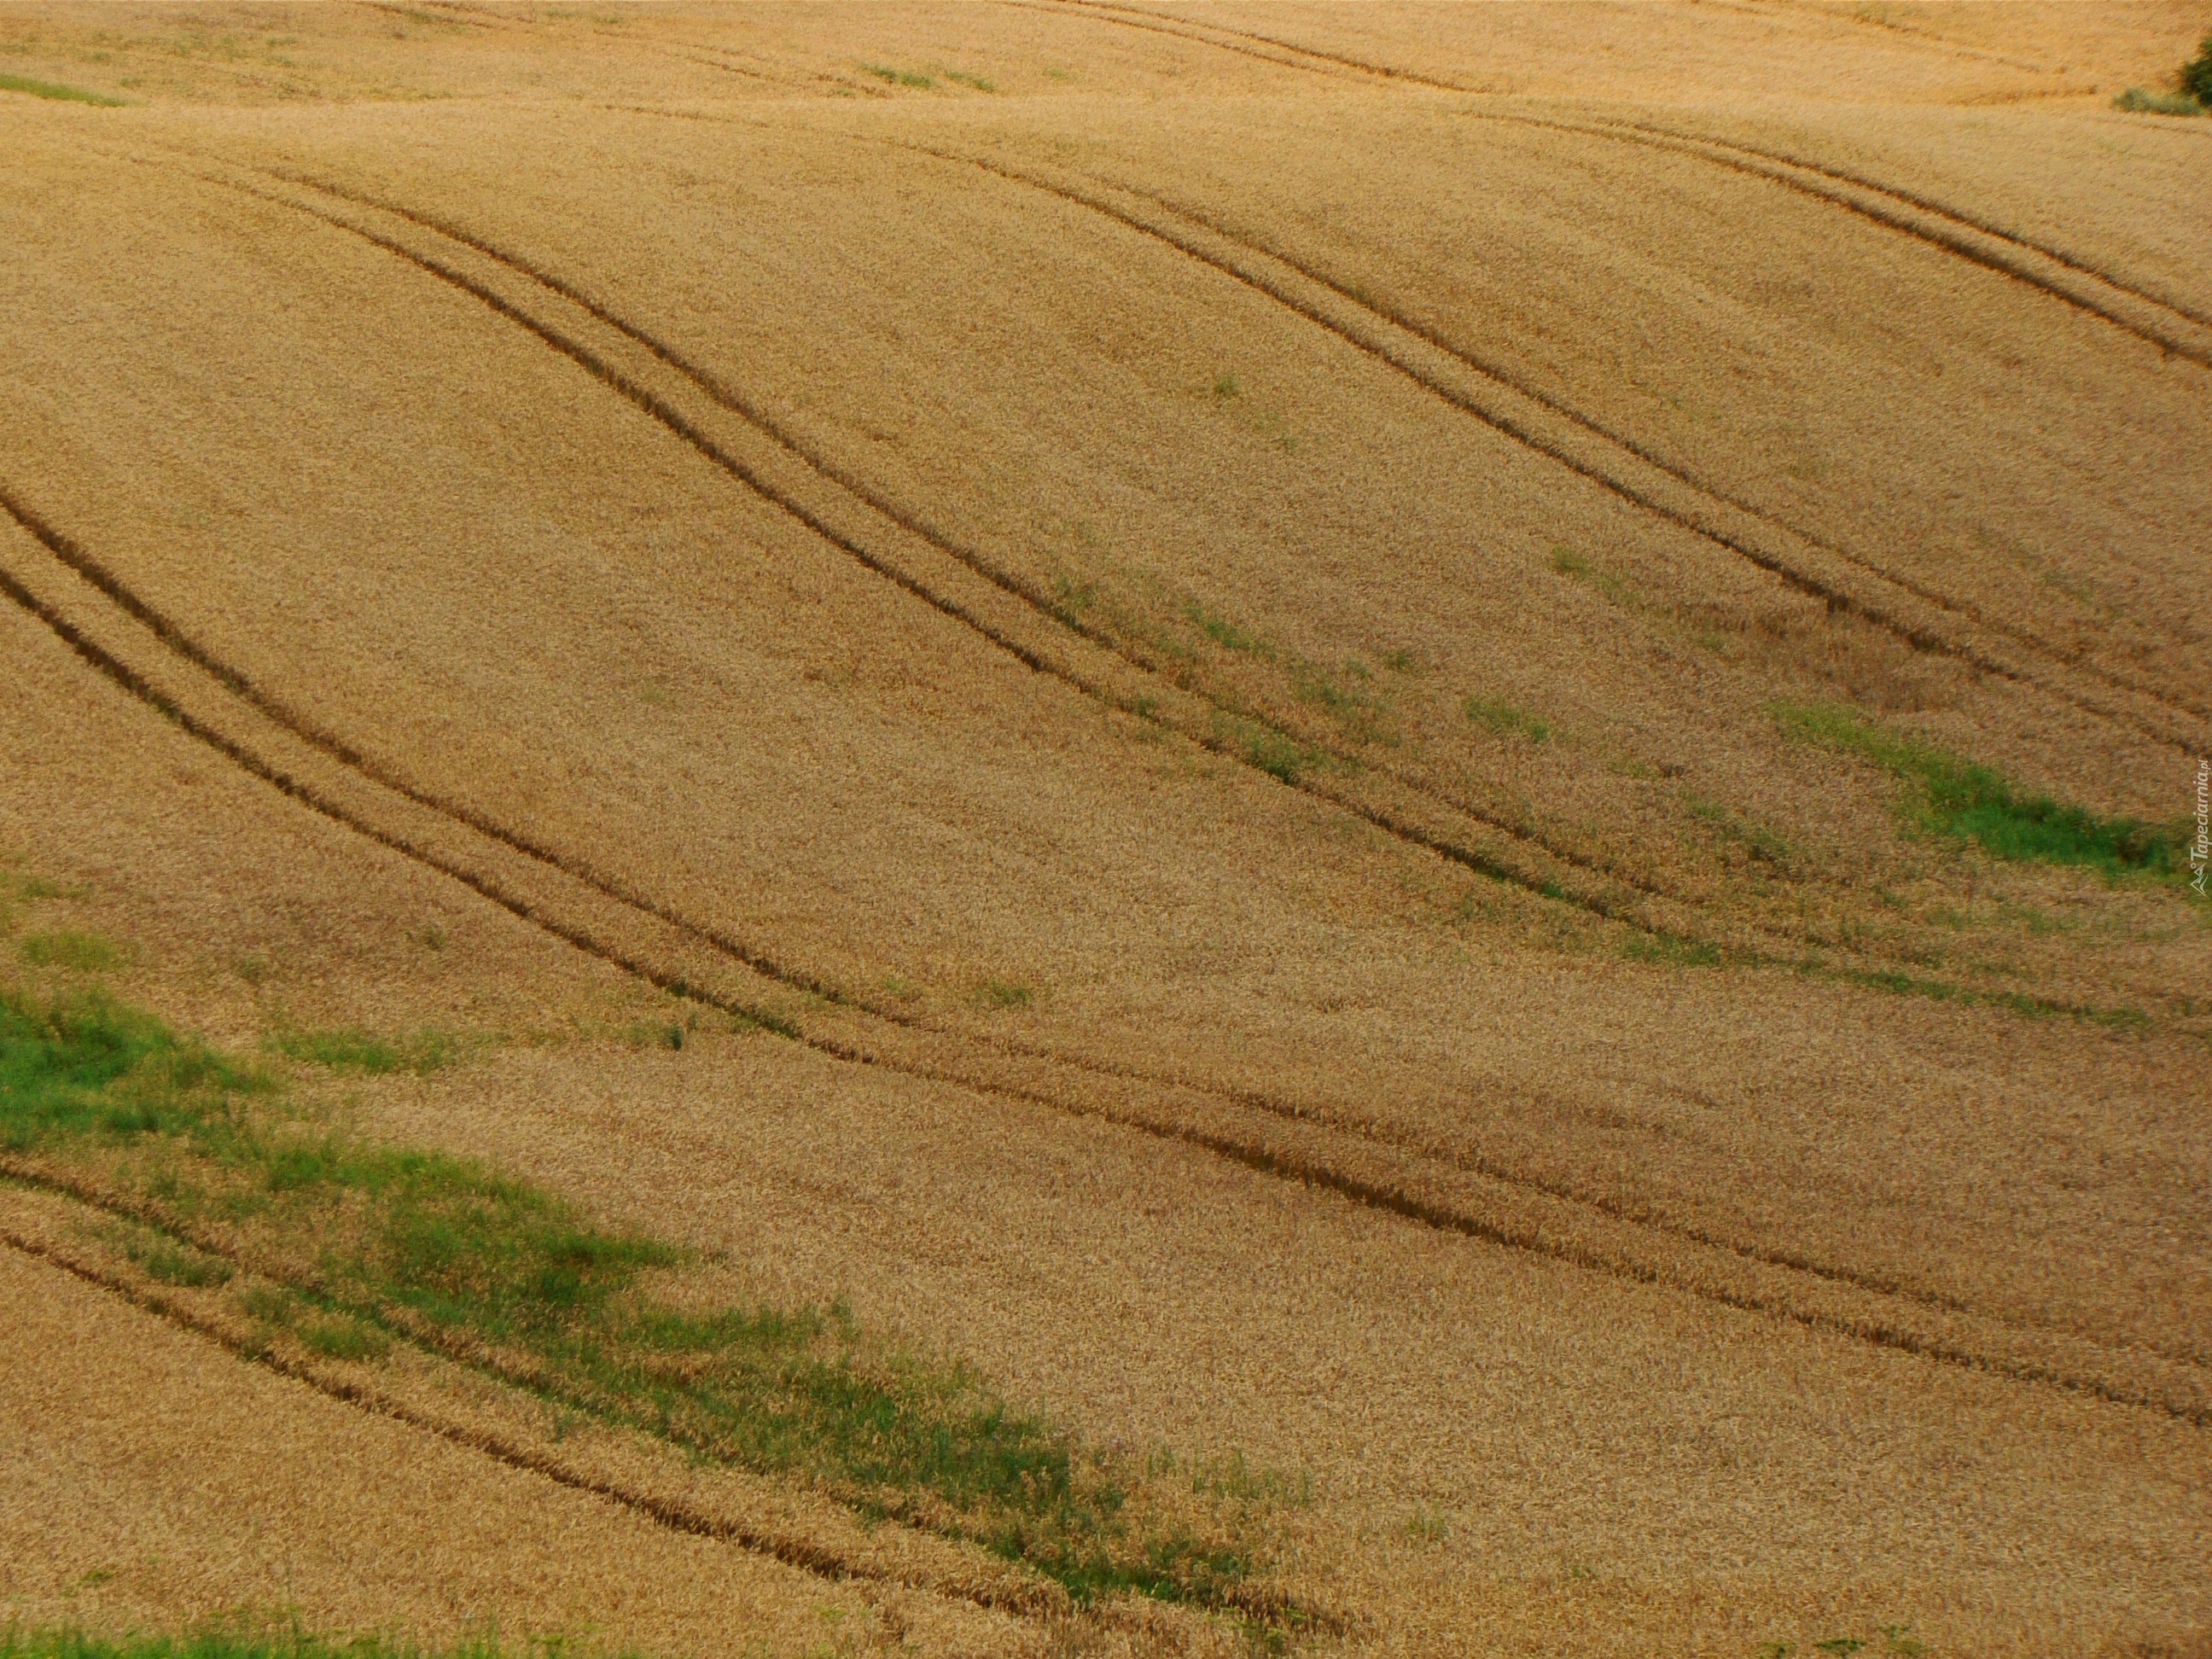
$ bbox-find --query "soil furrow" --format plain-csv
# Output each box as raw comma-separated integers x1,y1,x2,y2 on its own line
4,494,2203,1423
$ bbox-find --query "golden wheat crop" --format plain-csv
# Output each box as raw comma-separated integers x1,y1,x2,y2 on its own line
1,3,2208,1655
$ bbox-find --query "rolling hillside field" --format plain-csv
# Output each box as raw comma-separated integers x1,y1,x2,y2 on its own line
2,3,2209,1654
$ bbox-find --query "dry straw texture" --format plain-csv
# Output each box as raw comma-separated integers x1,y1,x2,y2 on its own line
1,2,2209,1655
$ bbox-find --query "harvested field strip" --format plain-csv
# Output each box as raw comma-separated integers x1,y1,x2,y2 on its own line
1030,2,2212,368
909,141,2200,750
3,509,2204,1425
0,982,1295,1621
1064,156,2212,731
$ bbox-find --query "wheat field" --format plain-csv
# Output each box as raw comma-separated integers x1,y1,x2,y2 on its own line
2,3,2209,1655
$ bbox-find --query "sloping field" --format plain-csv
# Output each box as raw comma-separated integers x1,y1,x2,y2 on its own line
3,3,2209,1655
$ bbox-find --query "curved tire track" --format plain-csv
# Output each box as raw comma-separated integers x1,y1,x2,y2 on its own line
248,143,2201,1018
1027,0,2212,374
1010,147,2212,731
895,139,2203,750
174,149,1789,954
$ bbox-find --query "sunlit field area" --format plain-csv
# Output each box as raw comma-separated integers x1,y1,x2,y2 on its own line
3,3,2210,1654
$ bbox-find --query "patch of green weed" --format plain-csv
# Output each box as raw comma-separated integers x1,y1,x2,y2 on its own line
1685,796,1791,869
118,1226,235,1288
2113,85,2203,114
1773,701,2179,875
18,931,124,972
1464,696,1550,745
860,61,933,88
1550,546,1637,607
1212,713,1318,784
265,1022,463,1077
0,73,125,104
1185,600,1265,656
0,980,1280,1615
1617,932,1723,969
974,977,1034,1010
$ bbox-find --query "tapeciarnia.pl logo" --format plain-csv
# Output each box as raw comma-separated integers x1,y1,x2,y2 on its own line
2194,759,2209,896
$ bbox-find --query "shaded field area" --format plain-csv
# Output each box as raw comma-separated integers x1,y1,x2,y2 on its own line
1,3,2209,1656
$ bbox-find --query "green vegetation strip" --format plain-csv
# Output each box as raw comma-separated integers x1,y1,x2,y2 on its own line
0,1628,509,1659
0,983,1288,1615
1773,701,2180,876
0,73,125,106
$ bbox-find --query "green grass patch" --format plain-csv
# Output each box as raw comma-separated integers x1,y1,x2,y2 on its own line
1550,546,1638,607
1617,932,1724,969
1211,713,1319,784
0,1624,571,1659
1464,696,1549,745
265,1022,465,1077
1185,600,1266,657
0,73,125,105
860,62,934,88
0,981,1283,1615
1685,796,1791,870
119,1227,236,1289
1773,701,2179,875
17,930,125,972
942,68,996,90
973,976,1034,1010
2114,85,2203,114
1807,963,2151,1032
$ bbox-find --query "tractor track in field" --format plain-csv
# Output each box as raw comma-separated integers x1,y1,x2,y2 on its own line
927,143,2212,734
189,143,2202,1001
899,138,2206,748
933,148,2212,734
1023,0,2212,376
145,148,1765,953
6,401,2209,1420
